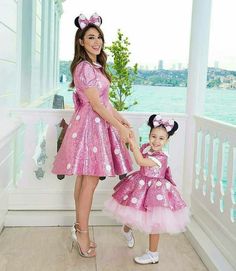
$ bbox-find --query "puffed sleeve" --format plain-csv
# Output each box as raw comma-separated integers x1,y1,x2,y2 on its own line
74,61,97,90
139,143,151,154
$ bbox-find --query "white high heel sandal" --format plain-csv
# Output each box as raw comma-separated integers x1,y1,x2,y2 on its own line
71,226,96,258
71,222,97,248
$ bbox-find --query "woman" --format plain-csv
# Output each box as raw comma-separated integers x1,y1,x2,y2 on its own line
52,13,133,257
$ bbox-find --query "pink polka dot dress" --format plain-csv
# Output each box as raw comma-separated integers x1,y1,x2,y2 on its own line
104,143,190,234
52,61,133,177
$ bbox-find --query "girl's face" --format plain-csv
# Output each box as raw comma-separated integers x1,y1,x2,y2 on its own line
149,127,168,151
79,27,103,62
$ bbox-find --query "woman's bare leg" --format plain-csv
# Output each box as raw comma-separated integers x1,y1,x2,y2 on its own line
74,175,82,223
76,175,99,253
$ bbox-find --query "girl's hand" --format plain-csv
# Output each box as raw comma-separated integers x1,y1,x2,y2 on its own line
128,130,137,147
119,125,132,143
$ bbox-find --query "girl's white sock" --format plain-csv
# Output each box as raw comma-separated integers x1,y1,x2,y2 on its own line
148,250,159,256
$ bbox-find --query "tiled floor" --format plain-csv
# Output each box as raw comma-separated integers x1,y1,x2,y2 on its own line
0,226,208,271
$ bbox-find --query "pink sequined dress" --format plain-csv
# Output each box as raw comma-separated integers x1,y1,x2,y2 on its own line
52,61,133,176
104,143,189,234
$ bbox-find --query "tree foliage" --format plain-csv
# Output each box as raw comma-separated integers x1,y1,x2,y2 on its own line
106,30,138,111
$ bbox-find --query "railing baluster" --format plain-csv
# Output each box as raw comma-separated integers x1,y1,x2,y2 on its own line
215,138,223,213
199,131,206,196
207,135,214,203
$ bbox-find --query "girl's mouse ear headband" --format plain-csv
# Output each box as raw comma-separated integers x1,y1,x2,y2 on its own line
153,114,175,132
74,13,102,30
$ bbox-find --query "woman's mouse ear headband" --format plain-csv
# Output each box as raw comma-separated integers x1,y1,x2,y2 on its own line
74,13,102,30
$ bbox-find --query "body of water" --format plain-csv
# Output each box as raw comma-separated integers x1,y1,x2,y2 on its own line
58,84,236,126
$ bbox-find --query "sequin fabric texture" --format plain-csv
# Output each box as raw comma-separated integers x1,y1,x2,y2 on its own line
104,143,190,234
52,61,133,177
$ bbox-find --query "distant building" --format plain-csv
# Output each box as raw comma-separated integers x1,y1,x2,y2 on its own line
158,60,163,70
214,61,219,69
178,63,182,70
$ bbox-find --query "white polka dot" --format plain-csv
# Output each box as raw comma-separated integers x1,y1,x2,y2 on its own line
156,194,164,201
123,195,128,200
95,117,100,123
66,163,71,170
139,180,145,186
76,115,80,120
72,133,77,138
153,168,159,173
156,181,162,187
68,123,72,128
166,182,171,190
131,197,138,204
106,164,111,171
92,147,97,153
114,148,120,155
148,181,152,187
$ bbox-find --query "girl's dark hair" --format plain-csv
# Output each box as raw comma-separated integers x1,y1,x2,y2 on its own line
70,24,111,88
147,114,178,138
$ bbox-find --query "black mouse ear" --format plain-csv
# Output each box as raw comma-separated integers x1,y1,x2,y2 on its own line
74,16,80,28
97,15,102,26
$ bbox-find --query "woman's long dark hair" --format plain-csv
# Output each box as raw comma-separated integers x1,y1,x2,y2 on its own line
70,24,111,88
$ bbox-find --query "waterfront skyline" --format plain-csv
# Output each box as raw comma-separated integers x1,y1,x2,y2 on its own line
60,0,236,70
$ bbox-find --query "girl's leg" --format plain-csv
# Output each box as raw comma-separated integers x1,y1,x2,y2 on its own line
134,234,160,264
123,225,131,232
149,234,160,252
122,225,135,248
76,175,99,254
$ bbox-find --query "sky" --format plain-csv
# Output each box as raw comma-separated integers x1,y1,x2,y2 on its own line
59,0,236,70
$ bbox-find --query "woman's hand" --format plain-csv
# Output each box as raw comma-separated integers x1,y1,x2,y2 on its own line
119,117,132,128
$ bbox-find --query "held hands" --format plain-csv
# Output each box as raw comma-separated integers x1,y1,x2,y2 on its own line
119,125,132,144
119,117,132,129
127,130,137,147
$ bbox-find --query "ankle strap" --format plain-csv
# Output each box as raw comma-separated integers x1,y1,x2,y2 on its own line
77,228,88,233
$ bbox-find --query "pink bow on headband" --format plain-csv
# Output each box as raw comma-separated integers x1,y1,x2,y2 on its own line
77,13,102,29
153,114,174,132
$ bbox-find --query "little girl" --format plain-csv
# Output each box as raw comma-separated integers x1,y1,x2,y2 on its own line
104,114,189,264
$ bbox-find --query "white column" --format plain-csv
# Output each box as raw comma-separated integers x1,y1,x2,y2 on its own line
40,0,49,96
47,0,55,91
19,0,33,105
183,0,212,203
53,12,59,90
55,1,64,90
16,0,23,107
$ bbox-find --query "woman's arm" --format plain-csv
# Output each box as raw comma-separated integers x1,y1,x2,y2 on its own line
110,104,132,128
128,134,158,167
84,87,131,142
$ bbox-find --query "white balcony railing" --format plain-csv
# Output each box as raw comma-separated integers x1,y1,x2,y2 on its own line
190,116,236,269
5,109,186,215
0,109,235,270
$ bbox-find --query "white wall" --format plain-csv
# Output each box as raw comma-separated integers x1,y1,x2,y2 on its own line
0,120,21,231
0,0,18,108
0,0,63,229
0,0,63,109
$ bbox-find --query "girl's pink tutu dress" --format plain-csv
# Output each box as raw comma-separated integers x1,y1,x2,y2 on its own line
104,143,189,234
52,61,132,177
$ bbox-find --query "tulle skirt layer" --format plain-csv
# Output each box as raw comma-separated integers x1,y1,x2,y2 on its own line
104,198,190,234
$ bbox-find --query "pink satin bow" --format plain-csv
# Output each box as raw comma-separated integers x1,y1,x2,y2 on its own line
153,114,174,132
78,13,102,29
